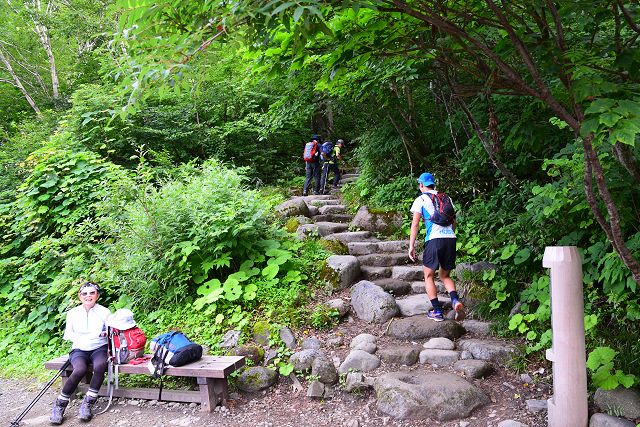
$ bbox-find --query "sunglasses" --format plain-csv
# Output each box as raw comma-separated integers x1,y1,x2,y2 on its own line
80,291,97,296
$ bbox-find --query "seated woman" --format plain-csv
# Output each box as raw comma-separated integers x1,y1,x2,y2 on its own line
50,281,111,425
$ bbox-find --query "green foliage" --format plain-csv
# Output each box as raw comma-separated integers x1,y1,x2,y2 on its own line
587,347,637,390
309,304,340,330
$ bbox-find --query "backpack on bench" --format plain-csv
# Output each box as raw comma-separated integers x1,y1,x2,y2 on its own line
148,331,203,378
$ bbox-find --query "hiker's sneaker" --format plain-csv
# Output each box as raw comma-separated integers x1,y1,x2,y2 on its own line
452,299,466,321
49,398,68,425
78,395,97,421
427,309,444,322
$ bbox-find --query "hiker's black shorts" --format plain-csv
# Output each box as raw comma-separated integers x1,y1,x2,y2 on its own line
423,238,456,271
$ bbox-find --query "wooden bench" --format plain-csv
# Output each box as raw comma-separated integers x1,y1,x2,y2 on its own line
45,355,245,412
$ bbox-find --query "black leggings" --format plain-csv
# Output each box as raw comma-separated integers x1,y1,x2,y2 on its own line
62,345,108,396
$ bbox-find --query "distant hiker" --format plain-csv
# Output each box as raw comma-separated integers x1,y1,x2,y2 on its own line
50,282,111,425
319,139,345,194
408,172,464,322
302,134,322,196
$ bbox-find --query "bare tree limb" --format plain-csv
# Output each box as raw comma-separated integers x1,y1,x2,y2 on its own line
0,47,41,113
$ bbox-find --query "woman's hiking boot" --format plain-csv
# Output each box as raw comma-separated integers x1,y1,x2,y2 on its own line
78,395,97,421
49,398,68,425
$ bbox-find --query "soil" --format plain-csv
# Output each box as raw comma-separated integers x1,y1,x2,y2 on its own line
1,306,551,427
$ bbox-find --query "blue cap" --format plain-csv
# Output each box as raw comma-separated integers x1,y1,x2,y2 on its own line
417,172,435,187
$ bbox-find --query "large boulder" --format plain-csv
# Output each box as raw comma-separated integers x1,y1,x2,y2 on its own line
351,280,399,323
387,316,465,341
589,413,636,427
351,206,403,234
594,387,640,419
312,357,339,385
374,372,490,420
236,367,278,392
378,346,420,366
453,360,494,379
275,197,310,218
323,255,361,290
289,349,323,372
338,350,381,374
395,294,432,316
457,339,518,363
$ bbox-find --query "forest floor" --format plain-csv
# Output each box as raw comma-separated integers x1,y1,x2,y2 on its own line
1,304,551,427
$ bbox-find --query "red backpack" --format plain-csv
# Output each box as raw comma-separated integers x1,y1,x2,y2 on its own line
303,140,319,162
109,327,147,364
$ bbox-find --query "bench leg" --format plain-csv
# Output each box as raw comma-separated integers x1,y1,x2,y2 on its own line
197,378,228,413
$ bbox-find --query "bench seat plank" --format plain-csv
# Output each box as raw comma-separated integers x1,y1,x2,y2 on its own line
45,355,244,378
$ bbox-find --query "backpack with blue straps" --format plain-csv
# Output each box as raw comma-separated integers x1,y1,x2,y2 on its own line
319,141,334,162
423,192,456,226
148,331,203,378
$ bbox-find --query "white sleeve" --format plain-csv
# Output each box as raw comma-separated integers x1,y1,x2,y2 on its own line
410,197,422,215
62,310,75,342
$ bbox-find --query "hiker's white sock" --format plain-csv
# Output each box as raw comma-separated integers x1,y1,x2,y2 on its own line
57,393,70,402
86,389,99,399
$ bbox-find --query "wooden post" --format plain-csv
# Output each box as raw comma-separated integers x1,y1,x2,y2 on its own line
543,246,588,427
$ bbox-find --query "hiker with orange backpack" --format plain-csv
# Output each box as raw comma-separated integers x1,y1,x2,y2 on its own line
50,282,111,424
302,134,322,196
408,172,465,322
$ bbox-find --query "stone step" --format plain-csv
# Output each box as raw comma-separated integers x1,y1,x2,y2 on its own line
391,265,425,281
347,241,409,256
411,280,446,294
324,231,376,244
302,195,337,201
318,204,347,215
312,214,353,223
340,176,359,184
372,278,412,296
356,252,410,267
307,199,341,207
341,174,360,180
360,265,392,281
315,222,349,236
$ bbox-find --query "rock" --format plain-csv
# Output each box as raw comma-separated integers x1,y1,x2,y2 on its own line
391,265,425,281
589,413,636,427
423,337,455,350
419,349,460,366
509,301,522,317
350,333,377,348
525,399,547,413
373,279,412,296
374,372,490,420
351,205,403,234
252,321,270,346
323,385,335,399
297,223,320,239
361,266,392,281
307,380,325,398
326,299,350,317
347,241,381,256
460,350,473,360
497,421,529,427
236,367,278,392
457,339,518,363
302,337,321,350
312,357,338,385
326,336,344,347
387,316,466,341
352,342,377,354
455,261,496,277
395,294,432,316
315,221,349,236
319,204,346,215
338,350,381,374
411,280,446,294
351,280,399,323
594,387,640,419
263,349,277,366
520,373,533,384
324,255,361,290
377,346,420,366
275,197,310,218
345,372,372,392
324,231,374,244
289,349,323,372
219,330,241,348
307,205,320,216
279,327,296,350
231,345,265,365
453,360,494,379
461,320,492,336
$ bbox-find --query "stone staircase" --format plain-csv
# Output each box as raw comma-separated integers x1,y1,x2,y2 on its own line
281,173,549,426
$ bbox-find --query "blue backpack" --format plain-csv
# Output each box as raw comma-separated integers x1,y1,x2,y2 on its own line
319,141,334,161
149,331,202,377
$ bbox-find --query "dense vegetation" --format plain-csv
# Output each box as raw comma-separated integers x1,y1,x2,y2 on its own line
1,0,639,391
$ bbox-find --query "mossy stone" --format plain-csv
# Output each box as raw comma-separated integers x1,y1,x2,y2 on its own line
253,321,271,346
319,238,349,255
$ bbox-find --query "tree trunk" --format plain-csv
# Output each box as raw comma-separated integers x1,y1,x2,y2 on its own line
34,23,59,100
0,48,41,114
388,113,415,177
612,142,640,184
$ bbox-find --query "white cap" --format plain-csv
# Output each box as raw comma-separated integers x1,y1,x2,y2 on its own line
107,308,137,330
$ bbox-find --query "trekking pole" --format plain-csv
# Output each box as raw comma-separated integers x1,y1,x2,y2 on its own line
95,326,114,416
9,359,71,427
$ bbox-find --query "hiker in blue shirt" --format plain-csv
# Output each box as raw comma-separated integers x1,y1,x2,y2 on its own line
50,282,111,425
408,172,465,322
302,135,322,196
